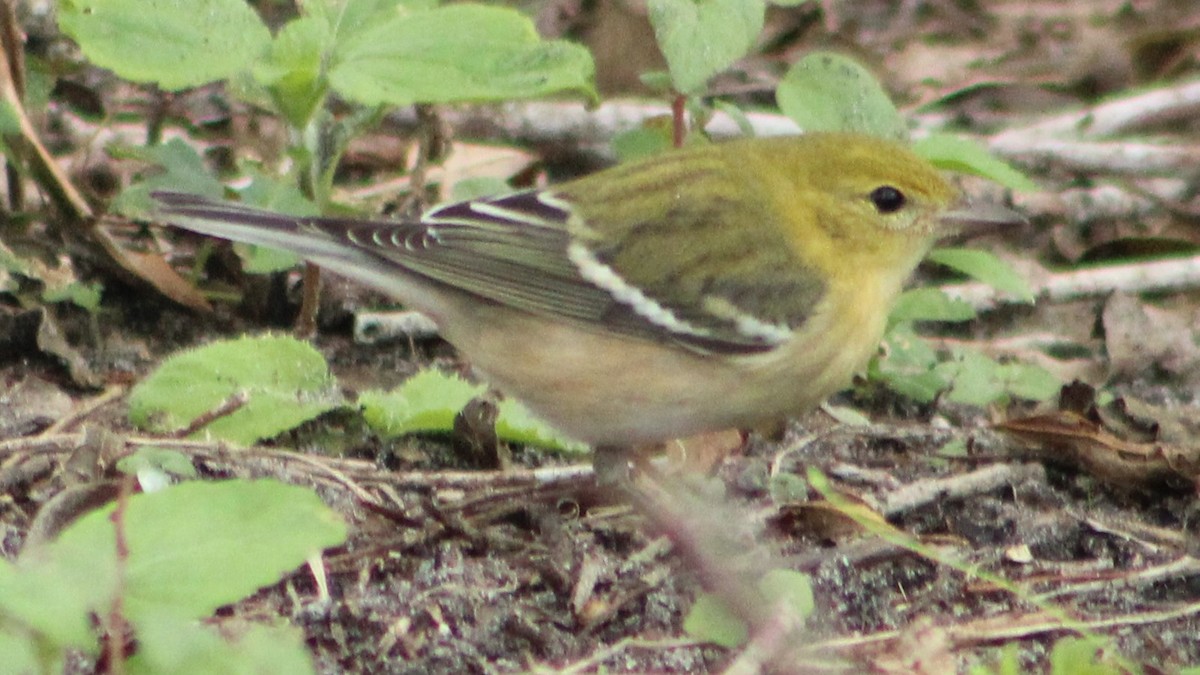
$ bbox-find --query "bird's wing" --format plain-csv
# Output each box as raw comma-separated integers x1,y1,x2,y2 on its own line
153,179,826,355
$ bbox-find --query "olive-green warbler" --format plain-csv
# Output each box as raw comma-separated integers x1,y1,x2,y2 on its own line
152,132,1020,455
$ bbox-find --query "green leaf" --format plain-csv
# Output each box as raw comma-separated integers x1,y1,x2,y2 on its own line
682,593,747,648
116,447,199,481
12,480,345,632
110,138,225,219
758,569,814,619
495,399,587,453
711,99,756,137
927,248,1034,303
776,52,906,139
938,350,1005,407
253,16,332,129
1048,636,1118,675
0,626,41,675
58,0,271,90
40,279,103,312
127,611,316,675
362,369,588,451
611,126,674,163
890,288,976,323
360,370,485,438
871,323,948,403
938,438,969,458
128,335,343,445
912,134,1038,193
0,541,108,649
998,362,1060,402
638,70,674,93
768,473,808,504
0,100,22,134
329,6,596,106
647,0,764,95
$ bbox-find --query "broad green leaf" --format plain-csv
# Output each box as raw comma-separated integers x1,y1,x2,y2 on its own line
683,593,747,648
128,335,343,445
913,134,1038,193
647,0,764,95
938,350,1005,406
611,126,673,163
254,16,332,128
41,281,103,312
0,542,111,650
116,447,198,481
938,438,969,458
871,323,948,403
0,100,21,134
59,0,271,90
712,99,757,137
1049,637,1117,675
638,70,674,93
495,399,587,453
928,248,1034,303
998,362,1060,402
360,370,484,438
890,287,976,323
15,480,345,627
330,6,596,106
310,0,436,38
768,473,808,504
0,627,41,675
777,52,905,139
363,369,586,451
758,569,814,619
110,138,225,219
127,610,315,675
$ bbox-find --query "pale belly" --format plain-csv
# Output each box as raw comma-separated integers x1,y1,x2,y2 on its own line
434,294,885,447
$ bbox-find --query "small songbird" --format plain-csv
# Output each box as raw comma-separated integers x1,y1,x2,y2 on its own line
152,132,1022,464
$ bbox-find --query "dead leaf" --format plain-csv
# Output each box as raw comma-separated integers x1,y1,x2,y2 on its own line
996,410,1199,487
89,221,213,312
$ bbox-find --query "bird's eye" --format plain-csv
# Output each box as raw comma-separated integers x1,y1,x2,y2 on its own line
869,186,906,214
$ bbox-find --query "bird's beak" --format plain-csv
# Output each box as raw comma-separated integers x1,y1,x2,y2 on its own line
939,202,1028,234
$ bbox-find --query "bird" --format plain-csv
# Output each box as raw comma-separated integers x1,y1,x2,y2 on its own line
151,132,1023,468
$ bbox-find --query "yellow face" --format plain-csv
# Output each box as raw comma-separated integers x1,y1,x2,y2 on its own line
739,133,959,284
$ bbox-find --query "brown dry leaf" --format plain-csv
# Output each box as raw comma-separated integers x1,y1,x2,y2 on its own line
775,497,890,544
996,410,1198,487
89,223,212,312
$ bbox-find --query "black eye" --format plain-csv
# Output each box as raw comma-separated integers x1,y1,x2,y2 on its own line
869,186,906,214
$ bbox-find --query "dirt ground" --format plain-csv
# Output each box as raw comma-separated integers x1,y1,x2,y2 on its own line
4,0,1200,672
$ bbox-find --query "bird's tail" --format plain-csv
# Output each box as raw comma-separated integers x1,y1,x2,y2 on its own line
151,191,372,267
